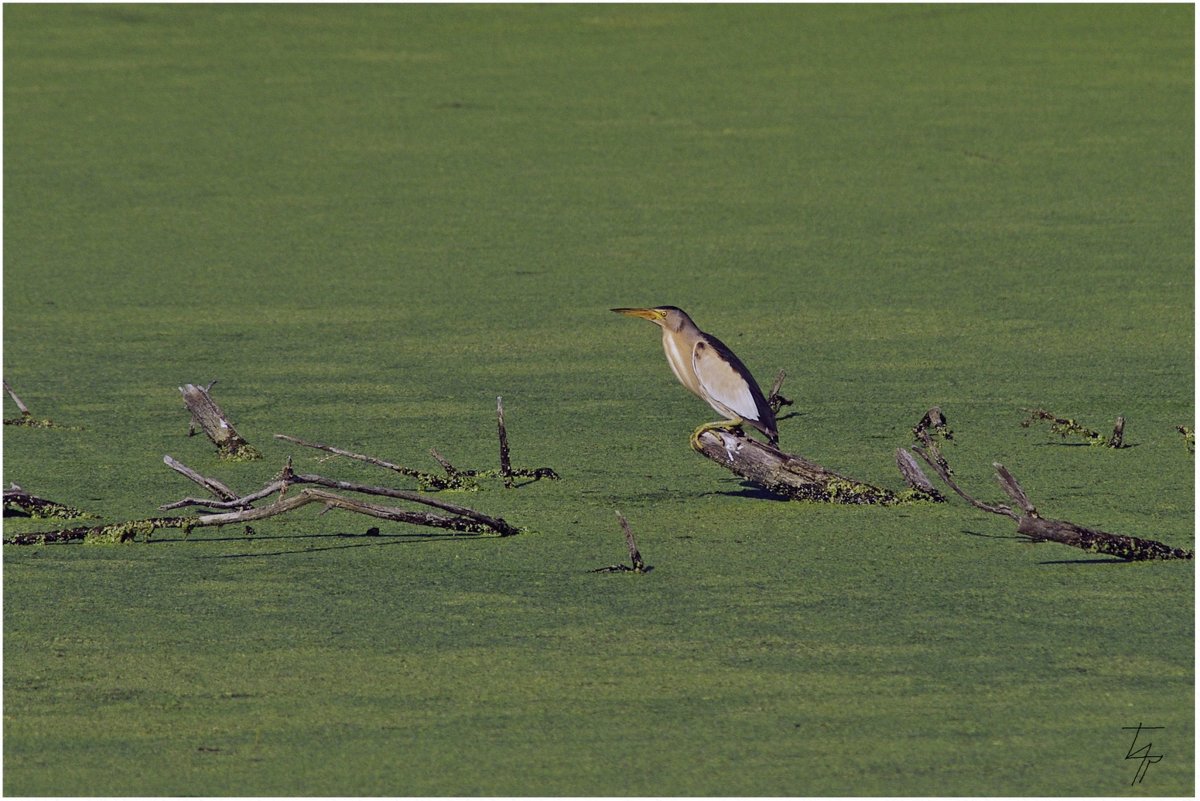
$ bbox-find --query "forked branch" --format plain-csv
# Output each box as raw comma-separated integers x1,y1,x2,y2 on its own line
276,397,558,491
5,487,516,546
904,427,1191,561
4,453,522,545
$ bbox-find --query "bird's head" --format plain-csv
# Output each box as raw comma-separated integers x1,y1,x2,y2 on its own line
611,306,691,331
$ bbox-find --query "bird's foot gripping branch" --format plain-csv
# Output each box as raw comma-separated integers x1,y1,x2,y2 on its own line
687,371,941,505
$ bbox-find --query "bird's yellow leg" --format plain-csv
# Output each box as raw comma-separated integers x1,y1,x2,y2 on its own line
690,418,744,451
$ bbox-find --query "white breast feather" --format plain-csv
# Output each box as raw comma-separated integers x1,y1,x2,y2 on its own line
662,330,702,397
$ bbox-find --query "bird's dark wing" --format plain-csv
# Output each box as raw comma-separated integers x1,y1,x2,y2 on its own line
691,337,776,436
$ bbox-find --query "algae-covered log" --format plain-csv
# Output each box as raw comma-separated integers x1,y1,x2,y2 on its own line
693,428,935,505
4,516,191,545
688,374,934,504
1012,510,1192,561
3,484,88,519
1021,408,1127,448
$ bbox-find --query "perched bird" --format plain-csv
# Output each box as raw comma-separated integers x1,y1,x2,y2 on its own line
611,306,778,448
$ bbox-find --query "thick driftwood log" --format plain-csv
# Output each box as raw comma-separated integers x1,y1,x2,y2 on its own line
1010,506,1190,560
180,382,261,460
905,430,1192,561
693,428,929,504
690,373,934,504
3,484,87,519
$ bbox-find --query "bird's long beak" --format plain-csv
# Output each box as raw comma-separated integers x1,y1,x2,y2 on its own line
611,307,664,321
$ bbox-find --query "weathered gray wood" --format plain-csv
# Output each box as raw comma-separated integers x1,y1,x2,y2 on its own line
6,486,517,545
180,382,261,460
4,380,31,417
190,488,507,534
991,463,1036,516
894,448,944,500
766,369,794,415
10,472,521,545
158,457,519,535
617,511,647,572
990,461,1189,560
285,473,519,535
1012,514,1191,561
694,429,917,504
3,380,60,427
162,455,241,502
690,375,931,504
907,439,1016,518
1108,415,1126,448
496,395,514,487
277,400,557,491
